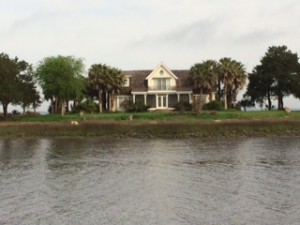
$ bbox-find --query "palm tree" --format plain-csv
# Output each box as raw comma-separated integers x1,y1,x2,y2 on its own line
88,64,123,113
107,68,124,111
218,58,246,110
227,61,247,107
190,60,218,111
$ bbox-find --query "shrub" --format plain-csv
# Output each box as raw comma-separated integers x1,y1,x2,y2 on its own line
120,99,150,112
12,110,20,115
174,101,192,112
236,99,255,111
202,101,224,111
72,98,98,113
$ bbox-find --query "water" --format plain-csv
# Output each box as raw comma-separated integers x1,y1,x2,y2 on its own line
0,137,300,225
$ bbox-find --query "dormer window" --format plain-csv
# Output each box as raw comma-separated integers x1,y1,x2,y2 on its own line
123,77,130,87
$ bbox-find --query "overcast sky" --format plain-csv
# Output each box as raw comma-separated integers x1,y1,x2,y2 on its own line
1,0,300,72
1,0,300,111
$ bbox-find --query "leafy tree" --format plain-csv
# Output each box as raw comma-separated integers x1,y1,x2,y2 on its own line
218,58,247,110
247,46,300,110
263,46,299,109
0,53,37,117
15,67,42,113
245,66,274,110
88,64,123,113
35,55,85,116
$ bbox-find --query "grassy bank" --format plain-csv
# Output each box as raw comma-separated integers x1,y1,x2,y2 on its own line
4,110,300,122
1,111,300,137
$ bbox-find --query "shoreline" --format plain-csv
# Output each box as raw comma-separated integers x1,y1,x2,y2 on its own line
1,120,300,138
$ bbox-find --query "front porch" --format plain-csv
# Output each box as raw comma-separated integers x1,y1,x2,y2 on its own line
132,92,192,110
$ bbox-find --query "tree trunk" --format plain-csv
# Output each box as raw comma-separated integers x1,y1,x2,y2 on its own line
66,100,69,113
50,98,54,114
2,102,8,118
61,100,65,116
55,98,59,114
110,90,115,112
267,91,272,110
98,89,103,113
224,85,228,110
195,91,203,114
106,91,109,111
208,91,213,102
217,79,221,101
277,94,284,110
102,91,107,111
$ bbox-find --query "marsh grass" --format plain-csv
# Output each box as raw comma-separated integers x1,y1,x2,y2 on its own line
1,119,300,138
1,110,300,137
6,110,300,123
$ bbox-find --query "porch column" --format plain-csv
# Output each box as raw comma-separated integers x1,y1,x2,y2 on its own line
144,94,147,105
189,93,192,103
156,94,158,108
133,94,136,103
177,93,180,102
212,92,216,101
166,94,169,108
116,97,119,111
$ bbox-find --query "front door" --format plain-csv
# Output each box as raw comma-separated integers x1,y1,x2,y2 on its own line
158,95,167,108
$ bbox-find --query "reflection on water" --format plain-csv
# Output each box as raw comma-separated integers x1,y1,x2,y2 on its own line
0,137,300,225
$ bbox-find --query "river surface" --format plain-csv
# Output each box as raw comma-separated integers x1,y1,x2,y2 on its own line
0,137,300,225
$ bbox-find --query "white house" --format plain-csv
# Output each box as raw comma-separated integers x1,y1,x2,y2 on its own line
113,62,215,111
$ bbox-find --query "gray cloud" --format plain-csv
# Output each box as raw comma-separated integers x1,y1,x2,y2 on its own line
130,18,223,49
160,19,221,44
233,29,285,46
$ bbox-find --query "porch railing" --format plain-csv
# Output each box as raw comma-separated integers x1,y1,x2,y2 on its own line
148,86,176,91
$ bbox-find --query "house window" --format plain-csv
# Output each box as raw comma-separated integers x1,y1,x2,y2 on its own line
153,78,170,90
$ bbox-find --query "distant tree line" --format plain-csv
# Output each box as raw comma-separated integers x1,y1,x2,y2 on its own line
1,45,300,117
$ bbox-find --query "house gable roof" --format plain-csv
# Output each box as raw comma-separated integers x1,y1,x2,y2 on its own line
121,64,192,92
145,62,178,80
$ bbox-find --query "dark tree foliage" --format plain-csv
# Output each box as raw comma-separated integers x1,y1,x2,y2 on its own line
237,98,256,111
246,67,274,110
290,64,300,100
218,58,247,110
246,46,300,110
88,64,124,113
0,53,39,117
